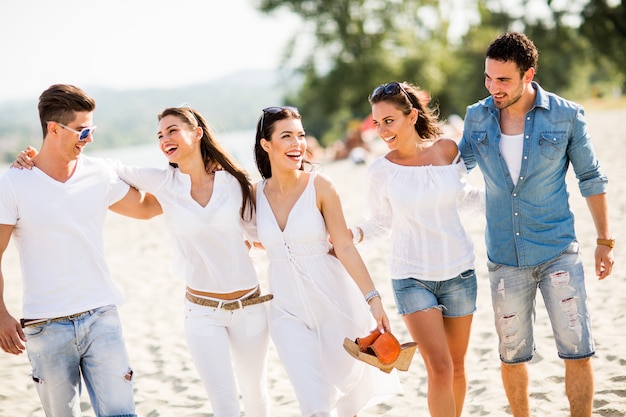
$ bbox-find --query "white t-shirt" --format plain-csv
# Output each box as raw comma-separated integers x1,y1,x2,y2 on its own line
0,156,130,318
500,133,524,186
113,163,259,293
359,156,484,281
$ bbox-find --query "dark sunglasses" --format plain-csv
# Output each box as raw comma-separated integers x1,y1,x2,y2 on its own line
49,121,97,141
260,106,299,132
371,82,413,107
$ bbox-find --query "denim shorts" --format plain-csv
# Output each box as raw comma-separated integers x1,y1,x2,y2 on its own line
391,269,477,317
487,241,595,364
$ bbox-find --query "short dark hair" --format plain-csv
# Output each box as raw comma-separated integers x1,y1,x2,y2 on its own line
38,84,96,138
486,32,538,76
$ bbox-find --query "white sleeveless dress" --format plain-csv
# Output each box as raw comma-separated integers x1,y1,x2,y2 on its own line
256,172,401,417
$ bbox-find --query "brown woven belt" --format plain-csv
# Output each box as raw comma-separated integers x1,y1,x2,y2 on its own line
185,289,273,310
20,309,94,328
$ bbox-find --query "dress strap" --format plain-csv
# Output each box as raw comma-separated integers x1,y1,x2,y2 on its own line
452,151,461,164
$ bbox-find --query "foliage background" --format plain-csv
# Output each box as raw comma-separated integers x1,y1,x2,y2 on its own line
1,0,624,162
259,0,625,146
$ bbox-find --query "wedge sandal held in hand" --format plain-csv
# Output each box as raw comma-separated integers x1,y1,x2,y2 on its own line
343,329,417,373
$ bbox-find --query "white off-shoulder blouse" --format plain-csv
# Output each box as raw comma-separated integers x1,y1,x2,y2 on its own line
357,155,485,282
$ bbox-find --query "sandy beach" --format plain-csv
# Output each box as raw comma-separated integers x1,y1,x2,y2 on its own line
1,105,625,416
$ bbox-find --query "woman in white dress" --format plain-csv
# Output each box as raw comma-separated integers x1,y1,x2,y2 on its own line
252,106,402,417
351,82,484,417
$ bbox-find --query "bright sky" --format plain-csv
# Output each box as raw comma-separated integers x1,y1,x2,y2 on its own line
0,0,300,102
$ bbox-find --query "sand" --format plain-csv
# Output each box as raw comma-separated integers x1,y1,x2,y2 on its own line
1,106,625,416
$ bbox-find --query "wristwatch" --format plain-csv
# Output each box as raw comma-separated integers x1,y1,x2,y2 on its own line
597,238,615,248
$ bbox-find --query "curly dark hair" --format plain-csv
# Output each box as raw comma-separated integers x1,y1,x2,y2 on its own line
486,32,538,77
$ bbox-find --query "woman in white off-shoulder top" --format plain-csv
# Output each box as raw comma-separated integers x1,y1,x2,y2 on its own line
351,82,485,417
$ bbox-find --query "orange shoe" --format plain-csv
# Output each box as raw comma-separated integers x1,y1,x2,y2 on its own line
344,330,417,373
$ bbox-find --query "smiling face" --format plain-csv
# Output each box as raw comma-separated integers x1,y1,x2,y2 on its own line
45,111,94,162
371,101,418,150
484,58,534,110
157,114,201,165
260,117,307,172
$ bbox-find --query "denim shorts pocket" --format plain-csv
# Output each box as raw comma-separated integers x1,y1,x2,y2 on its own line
539,132,567,160
459,269,476,279
486,260,501,272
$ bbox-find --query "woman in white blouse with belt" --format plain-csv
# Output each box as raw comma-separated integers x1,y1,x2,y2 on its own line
114,107,272,417
352,82,484,417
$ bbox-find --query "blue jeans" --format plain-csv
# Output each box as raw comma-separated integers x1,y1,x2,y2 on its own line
391,269,477,317
487,241,595,364
23,305,136,417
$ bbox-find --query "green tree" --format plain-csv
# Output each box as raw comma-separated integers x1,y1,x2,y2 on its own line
580,0,626,90
257,0,624,146
259,0,459,145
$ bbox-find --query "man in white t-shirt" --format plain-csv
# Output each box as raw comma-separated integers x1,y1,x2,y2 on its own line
0,84,162,417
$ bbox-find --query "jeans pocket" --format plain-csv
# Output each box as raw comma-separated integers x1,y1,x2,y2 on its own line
459,269,476,279
23,324,46,338
95,304,117,317
486,260,501,272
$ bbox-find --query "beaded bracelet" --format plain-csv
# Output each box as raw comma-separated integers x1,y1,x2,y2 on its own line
364,289,380,304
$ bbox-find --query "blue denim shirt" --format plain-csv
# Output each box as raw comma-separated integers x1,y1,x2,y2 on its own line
459,82,607,267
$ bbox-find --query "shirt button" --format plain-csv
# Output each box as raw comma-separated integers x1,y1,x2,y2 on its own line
525,135,529,139
513,193,517,197
516,232,520,236
519,177,524,180
524,156,528,159
515,212,519,216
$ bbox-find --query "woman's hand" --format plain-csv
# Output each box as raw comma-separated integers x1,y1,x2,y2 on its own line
11,146,37,169
368,297,391,333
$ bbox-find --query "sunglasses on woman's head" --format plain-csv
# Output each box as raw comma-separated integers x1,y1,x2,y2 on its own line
260,106,300,132
370,82,413,107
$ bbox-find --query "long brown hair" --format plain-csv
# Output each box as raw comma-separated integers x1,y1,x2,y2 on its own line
368,81,443,140
158,107,254,220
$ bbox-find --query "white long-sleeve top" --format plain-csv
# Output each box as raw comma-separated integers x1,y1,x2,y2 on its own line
114,163,259,293
358,155,484,282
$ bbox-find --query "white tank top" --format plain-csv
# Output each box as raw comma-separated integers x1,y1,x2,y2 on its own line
500,133,524,186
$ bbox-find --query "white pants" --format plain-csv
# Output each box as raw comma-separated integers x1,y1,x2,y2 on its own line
184,298,270,417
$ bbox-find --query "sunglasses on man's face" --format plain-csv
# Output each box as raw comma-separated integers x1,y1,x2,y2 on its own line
260,106,299,132
371,82,413,107
49,121,97,141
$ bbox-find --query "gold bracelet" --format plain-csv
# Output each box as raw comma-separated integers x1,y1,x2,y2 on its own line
597,238,615,248
356,227,363,244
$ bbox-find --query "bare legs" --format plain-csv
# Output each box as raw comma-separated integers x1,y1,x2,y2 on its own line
501,358,593,417
403,309,473,417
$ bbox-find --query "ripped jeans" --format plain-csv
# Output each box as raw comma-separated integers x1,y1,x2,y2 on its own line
487,241,595,364
23,305,136,417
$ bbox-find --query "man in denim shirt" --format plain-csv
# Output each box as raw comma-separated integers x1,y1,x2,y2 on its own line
459,32,614,417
